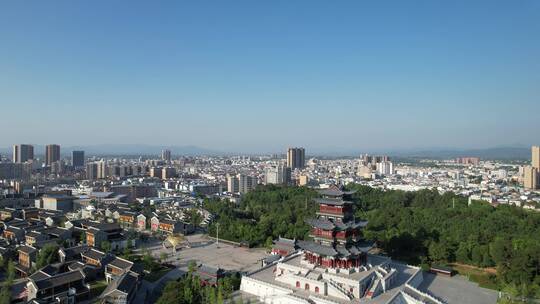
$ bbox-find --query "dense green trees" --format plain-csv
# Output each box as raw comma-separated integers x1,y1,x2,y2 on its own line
205,185,317,247
0,260,15,304
185,209,203,227
34,244,59,271
206,184,540,297
100,240,112,253
346,184,540,297
155,263,241,304
142,251,162,272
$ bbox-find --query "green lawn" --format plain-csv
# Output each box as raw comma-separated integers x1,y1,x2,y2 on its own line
451,264,499,290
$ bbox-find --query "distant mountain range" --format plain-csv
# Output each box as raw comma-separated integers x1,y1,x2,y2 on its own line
389,146,531,160
0,144,532,160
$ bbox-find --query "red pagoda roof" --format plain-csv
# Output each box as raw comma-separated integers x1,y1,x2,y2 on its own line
313,197,352,206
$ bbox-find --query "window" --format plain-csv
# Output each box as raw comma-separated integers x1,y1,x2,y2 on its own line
305,283,310,291
315,286,320,293
296,281,300,288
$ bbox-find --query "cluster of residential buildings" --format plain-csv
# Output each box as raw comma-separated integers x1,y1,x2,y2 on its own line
0,202,143,303
3,144,540,213
0,143,537,303
0,147,213,303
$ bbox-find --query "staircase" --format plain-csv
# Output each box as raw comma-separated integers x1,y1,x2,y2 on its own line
365,278,382,299
326,279,353,300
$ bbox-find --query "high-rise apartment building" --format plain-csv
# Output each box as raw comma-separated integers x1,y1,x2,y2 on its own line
523,166,538,190
532,146,540,170
287,147,305,169
523,146,540,190
239,174,257,194
162,167,176,179
107,164,128,178
299,175,309,186
13,144,34,163
51,160,64,174
227,174,257,194
130,165,145,176
264,165,291,185
0,162,32,179
45,144,60,166
227,174,239,193
97,160,107,179
361,154,391,167
376,161,394,176
72,151,85,168
86,162,98,180
456,157,480,166
162,149,172,162
150,167,163,179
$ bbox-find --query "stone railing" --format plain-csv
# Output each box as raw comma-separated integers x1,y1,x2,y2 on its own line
403,285,446,304
240,275,292,295
327,278,353,300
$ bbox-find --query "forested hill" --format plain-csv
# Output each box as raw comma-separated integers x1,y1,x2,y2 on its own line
346,184,540,297
205,185,540,297
205,185,318,247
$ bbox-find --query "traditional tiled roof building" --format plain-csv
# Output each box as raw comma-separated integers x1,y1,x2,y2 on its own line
239,185,486,303
299,185,371,271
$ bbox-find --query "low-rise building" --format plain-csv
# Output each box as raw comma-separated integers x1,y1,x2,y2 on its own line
26,269,89,303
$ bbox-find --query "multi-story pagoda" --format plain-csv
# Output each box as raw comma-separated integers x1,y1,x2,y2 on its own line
299,185,371,272
240,184,498,303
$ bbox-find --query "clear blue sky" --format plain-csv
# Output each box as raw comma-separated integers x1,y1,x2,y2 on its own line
1,1,539,153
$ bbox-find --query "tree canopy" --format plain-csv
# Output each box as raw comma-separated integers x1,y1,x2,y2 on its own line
207,184,540,297
205,185,317,247
156,263,241,304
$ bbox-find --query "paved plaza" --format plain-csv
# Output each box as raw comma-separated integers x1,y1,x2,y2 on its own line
418,272,498,304
143,233,268,273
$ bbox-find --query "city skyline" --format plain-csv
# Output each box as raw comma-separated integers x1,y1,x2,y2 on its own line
0,143,537,158
1,1,539,151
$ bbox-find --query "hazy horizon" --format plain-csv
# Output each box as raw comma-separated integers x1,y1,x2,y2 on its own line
1,1,539,152
0,143,535,158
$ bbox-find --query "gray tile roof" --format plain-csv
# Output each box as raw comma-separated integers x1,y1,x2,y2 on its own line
100,271,138,298
272,237,298,251
317,188,356,197
60,245,90,259
334,220,369,230
298,240,372,258
297,240,338,257
307,218,368,231
117,272,138,293
17,245,37,254
34,270,85,290
306,218,335,230
81,248,106,261
108,257,133,270
313,198,352,206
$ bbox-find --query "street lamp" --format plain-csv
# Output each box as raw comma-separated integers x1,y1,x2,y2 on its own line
216,222,220,248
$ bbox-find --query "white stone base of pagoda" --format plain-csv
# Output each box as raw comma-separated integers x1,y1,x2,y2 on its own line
300,257,361,275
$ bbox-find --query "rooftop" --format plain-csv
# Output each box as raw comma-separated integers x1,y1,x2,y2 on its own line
33,270,85,290
317,187,356,197
314,197,353,206
246,252,498,304
108,257,134,270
